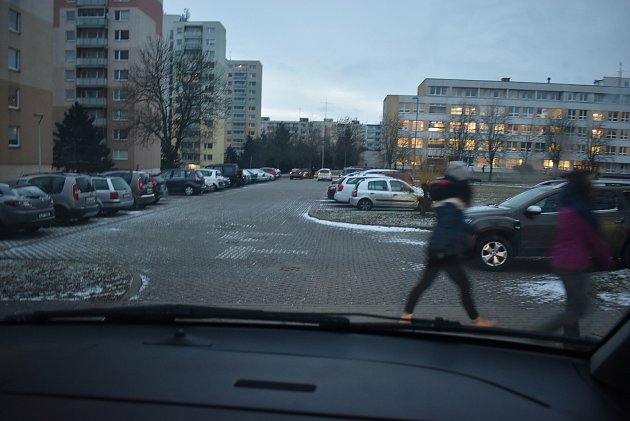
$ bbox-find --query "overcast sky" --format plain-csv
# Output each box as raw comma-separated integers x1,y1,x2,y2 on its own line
164,0,630,124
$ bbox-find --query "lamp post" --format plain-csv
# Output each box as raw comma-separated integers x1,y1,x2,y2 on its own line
34,113,44,173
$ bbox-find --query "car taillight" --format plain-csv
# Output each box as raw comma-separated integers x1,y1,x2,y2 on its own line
72,183,79,201
110,191,119,200
338,183,344,191
4,199,33,208
151,177,157,187
137,177,143,192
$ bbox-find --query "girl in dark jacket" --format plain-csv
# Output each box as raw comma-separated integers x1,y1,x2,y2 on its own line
401,162,496,327
539,170,613,337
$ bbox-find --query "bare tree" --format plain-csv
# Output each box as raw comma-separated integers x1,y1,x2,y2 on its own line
478,103,509,181
382,115,401,168
579,123,609,173
542,116,574,174
448,104,478,163
126,37,227,169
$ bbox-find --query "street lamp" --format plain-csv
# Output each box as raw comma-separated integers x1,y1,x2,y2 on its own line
34,113,44,173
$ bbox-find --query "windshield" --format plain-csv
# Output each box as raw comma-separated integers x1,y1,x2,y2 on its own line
1,0,629,357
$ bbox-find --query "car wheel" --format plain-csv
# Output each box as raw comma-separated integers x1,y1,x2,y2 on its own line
184,185,195,196
476,235,512,271
209,184,217,192
357,198,373,211
24,226,40,233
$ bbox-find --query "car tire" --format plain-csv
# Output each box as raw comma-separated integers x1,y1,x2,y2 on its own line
209,184,217,192
184,185,194,196
476,235,512,271
54,206,69,223
357,198,373,211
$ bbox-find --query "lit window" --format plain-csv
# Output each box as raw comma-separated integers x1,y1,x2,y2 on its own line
8,48,20,71
8,9,20,32
112,149,128,160
8,126,20,147
114,30,129,41
8,86,19,109
114,10,130,21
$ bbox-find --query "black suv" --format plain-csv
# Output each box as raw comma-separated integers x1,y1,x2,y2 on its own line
160,169,205,196
465,179,630,271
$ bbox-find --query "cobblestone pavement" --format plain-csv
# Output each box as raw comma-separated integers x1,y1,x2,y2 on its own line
1,178,628,337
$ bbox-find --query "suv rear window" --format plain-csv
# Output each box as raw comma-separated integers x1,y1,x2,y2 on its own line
111,178,128,190
75,177,94,192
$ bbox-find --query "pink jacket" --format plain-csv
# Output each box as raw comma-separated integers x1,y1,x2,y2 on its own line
551,207,614,271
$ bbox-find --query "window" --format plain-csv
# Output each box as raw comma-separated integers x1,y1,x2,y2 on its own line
593,191,617,211
367,180,389,191
534,193,561,213
622,112,629,122
8,48,20,71
65,70,74,81
621,130,628,140
429,104,447,113
204,143,213,149
592,112,604,121
112,149,128,160
66,30,75,41
66,10,75,21
508,106,519,117
112,109,128,120
113,129,129,141
113,70,128,81
65,50,75,62
608,112,618,122
114,10,130,21
567,109,576,120
568,92,589,102
8,126,20,147
578,110,587,120
429,86,447,96
114,30,129,41
114,50,129,60
577,127,587,138
606,130,617,139
8,86,19,109
113,89,128,101
65,89,75,101
9,9,20,32
619,147,627,156
605,146,616,155
463,88,477,97
522,107,533,117
204,154,213,160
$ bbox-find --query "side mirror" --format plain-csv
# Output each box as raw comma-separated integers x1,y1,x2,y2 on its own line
525,205,542,216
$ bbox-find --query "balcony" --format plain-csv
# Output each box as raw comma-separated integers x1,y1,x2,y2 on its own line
92,117,107,127
77,97,106,107
76,38,107,48
77,17,107,28
76,77,107,87
76,57,107,67
77,0,107,6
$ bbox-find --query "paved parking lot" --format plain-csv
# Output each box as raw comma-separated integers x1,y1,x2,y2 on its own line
1,177,628,336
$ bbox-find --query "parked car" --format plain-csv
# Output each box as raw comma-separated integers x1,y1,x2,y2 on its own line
16,173,100,222
301,168,313,179
102,170,155,209
242,169,257,183
196,169,225,192
0,183,55,233
334,174,395,203
317,168,333,181
251,168,273,182
358,169,415,185
150,174,168,203
289,168,304,179
91,176,134,215
349,177,423,211
465,179,630,271
327,177,344,200
160,168,205,196
204,163,243,187
260,167,279,179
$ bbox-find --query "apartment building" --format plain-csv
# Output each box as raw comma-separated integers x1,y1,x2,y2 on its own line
226,60,262,154
383,76,630,174
163,14,227,167
364,124,382,151
261,117,336,145
53,0,162,173
1,0,54,180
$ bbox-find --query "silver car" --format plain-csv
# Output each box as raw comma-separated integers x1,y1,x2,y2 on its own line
0,183,55,233
17,173,100,222
349,177,423,211
92,176,134,215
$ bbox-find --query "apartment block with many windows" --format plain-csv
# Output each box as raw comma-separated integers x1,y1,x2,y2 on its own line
1,0,54,180
163,14,227,167
226,60,262,155
53,0,162,172
383,76,630,174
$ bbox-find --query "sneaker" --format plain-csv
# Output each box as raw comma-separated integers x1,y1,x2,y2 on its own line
399,313,414,324
471,316,497,327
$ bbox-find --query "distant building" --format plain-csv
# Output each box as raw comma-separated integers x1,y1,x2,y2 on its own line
53,0,163,173
1,0,54,180
383,76,630,173
163,14,227,167
261,117,337,145
365,124,382,151
226,60,262,154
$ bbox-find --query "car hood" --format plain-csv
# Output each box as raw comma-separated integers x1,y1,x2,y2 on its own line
465,205,513,218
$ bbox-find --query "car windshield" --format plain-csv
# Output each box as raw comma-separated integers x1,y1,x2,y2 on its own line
1,0,629,360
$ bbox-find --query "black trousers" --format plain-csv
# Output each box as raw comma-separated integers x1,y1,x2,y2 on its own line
539,271,590,337
404,255,479,320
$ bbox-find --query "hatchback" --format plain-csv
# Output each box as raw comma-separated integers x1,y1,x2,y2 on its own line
91,176,134,215
160,169,205,196
349,177,423,211
289,168,303,179
0,183,55,233
102,170,155,208
196,169,226,192
17,173,100,222
317,168,333,181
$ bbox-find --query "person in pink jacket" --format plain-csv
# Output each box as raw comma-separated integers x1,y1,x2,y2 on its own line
539,170,614,337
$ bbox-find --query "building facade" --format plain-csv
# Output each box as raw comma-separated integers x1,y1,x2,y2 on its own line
1,0,54,180
226,60,262,154
53,0,162,173
163,14,227,167
383,77,630,174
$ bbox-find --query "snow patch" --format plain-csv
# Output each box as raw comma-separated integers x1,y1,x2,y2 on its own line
303,212,428,233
